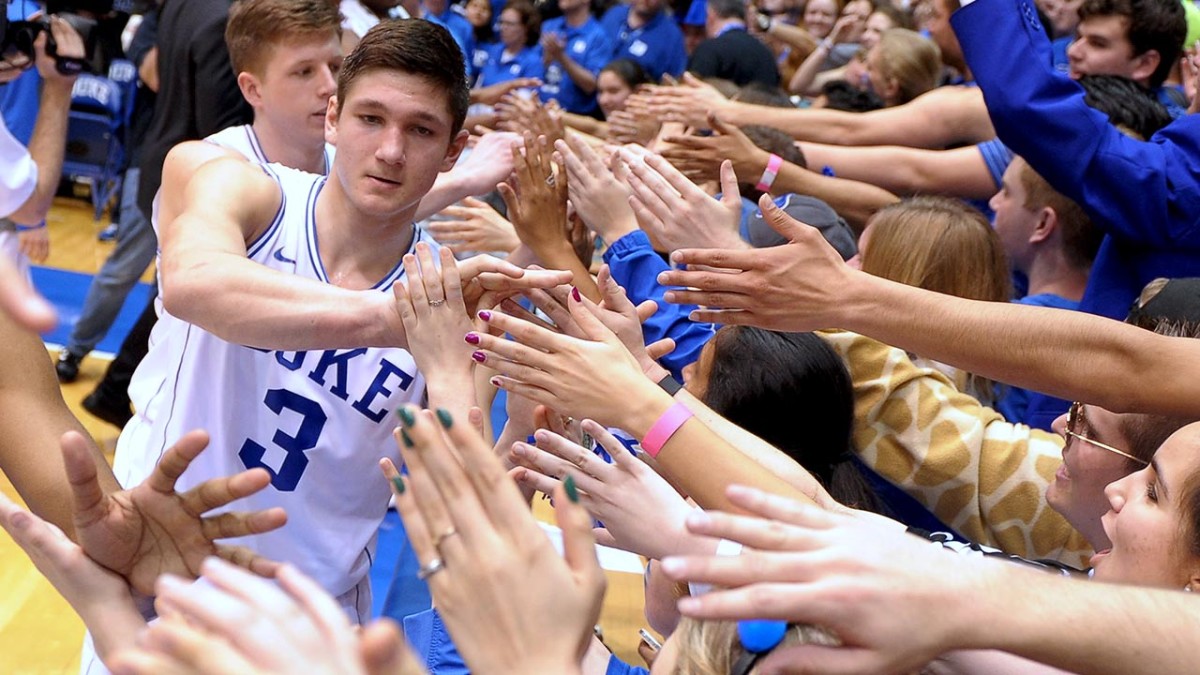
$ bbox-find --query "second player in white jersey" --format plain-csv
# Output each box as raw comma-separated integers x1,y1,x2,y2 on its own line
115,163,433,620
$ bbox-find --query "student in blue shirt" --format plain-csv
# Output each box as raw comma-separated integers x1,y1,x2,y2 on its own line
475,0,545,88
600,0,687,82
423,0,476,72
539,0,614,114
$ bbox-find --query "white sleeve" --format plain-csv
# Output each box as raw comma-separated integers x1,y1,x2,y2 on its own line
0,115,37,219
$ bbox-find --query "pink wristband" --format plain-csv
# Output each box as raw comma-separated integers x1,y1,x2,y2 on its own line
754,153,783,192
641,403,694,458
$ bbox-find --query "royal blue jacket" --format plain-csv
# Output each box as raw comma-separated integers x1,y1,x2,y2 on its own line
954,0,1200,429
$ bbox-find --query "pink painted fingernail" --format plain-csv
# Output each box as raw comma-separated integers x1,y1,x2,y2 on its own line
490,376,503,387
472,351,486,363
464,332,480,345
478,310,492,321
571,286,582,302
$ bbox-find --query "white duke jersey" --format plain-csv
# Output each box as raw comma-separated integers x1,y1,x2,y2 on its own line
204,123,335,170
114,162,432,619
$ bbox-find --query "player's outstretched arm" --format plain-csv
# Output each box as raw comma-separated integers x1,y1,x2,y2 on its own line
656,195,1200,419
158,153,412,350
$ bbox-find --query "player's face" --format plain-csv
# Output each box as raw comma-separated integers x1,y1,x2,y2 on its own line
1067,16,1153,84
256,34,343,147
327,69,468,220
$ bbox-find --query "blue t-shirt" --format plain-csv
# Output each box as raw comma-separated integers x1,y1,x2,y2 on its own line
599,5,687,82
475,42,546,88
425,7,476,75
539,16,614,114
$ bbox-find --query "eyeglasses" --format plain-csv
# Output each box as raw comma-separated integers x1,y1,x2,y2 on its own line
1065,401,1149,466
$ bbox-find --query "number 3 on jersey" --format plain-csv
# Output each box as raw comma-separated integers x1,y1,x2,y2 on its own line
239,389,328,491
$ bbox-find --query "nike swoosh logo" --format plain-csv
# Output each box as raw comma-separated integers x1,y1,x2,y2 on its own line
273,248,296,264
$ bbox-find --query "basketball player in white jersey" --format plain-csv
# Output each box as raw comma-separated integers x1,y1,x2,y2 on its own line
106,17,569,639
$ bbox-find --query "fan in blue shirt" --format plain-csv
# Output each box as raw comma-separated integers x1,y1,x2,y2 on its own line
476,1,546,88
600,0,687,82
539,0,615,114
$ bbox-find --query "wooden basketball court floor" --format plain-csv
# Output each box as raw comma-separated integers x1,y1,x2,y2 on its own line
0,196,649,673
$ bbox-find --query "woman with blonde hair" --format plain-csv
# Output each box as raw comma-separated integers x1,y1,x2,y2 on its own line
865,28,943,106
854,196,1011,404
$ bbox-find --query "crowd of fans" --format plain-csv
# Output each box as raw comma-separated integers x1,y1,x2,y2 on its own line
3,0,1200,672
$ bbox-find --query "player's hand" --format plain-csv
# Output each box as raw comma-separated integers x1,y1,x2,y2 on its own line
384,406,605,673
67,430,288,596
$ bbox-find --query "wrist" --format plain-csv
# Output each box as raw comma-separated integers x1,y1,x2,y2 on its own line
624,386,677,440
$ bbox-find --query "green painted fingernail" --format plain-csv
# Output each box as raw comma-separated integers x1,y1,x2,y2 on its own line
436,408,453,429
564,475,579,503
397,407,416,427
401,429,414,448
391,476,406,494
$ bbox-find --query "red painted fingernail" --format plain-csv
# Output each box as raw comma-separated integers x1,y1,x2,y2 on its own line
465,332,480,345
490,376,503,387
478,310,492,321
571,286,582,302
472,351,486,363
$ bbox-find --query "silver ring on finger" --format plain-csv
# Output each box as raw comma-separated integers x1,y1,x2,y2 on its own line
429,299,445,307
545,175,556,187
417,557,446,580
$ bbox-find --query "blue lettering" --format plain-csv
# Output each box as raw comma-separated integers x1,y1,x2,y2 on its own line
307,349,368,400
275,350,307,371
351,358,415,422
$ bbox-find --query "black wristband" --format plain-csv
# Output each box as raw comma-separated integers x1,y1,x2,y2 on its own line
657,373,683,396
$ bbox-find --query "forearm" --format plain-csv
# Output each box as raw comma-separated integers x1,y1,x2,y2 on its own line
834,273,1200,417
560,112,606,137
764,22,817,54
162,247,402,351
773,162,899,233
526,241,600,301
425,369,478,424
800,143,995,199
673,389,829,504
0,319,119,537
415,172,479,222
8,81,73,226
559,55,598,94
960,565,1200,675
787,45,831,95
